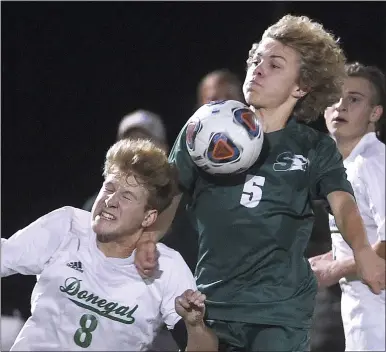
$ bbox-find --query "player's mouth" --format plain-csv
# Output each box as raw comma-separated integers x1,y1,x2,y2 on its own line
246,80,262,88
100,211,116,221
332,116,347,123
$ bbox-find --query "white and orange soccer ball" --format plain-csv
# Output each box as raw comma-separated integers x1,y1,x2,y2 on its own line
185,100,264,175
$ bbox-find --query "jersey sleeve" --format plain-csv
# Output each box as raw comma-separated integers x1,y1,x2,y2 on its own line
310,135,354,201
160,251,197,330
356,157,385,241
1,206,73,277
168,124,199,195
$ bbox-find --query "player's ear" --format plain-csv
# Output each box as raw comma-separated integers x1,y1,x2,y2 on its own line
292,86,308,99
142,209,158,228
369,105,383,123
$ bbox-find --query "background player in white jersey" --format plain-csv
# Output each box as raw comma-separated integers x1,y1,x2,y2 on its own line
309,62,385,351
1,138,218,351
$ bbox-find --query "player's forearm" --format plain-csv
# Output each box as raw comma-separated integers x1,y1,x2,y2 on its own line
331,257,356,279
331,241,385,280
339,211,370,252
329,193,371,253
322,250,333,260
310,250,333,262
186,322,218,351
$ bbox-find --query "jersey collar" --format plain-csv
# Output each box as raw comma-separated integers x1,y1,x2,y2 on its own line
346,132,378,162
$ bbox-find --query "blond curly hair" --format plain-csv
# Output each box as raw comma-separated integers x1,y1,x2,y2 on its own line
103,139,178,213
247,15,347,122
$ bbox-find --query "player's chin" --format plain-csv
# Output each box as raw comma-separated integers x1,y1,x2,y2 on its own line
328,125,346,138
95,228,122,243
244,93,261,108
243,87,252,101
96,232,116,243
326,125,337,136
92,221,116,237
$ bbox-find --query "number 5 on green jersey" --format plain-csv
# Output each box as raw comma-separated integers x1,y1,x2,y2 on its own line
240,175,266,208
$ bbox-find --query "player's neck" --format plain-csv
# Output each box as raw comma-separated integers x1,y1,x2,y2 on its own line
250,103,294,133
96,231,142,259
334,135,364,160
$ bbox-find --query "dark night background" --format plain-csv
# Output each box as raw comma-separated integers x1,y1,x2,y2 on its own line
2,1,386,318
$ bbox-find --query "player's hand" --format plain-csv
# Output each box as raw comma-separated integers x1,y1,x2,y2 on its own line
354,246,385,294
134,240,159,278
175,289,206,327
309,251,333,265
308,256,323,266
310,259,340,288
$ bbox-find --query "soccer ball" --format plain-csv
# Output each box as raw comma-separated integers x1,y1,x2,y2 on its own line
185,100,264,175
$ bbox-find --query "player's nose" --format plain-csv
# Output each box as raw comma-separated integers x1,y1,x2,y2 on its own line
105,194,118,208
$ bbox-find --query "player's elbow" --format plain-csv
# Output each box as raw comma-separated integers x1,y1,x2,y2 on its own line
327,191,357,220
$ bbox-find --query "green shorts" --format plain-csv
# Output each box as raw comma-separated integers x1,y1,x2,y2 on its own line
206,320,310,352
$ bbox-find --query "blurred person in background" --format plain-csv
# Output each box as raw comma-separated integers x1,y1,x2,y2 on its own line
309,62,385,351
83,110,168,212
196,69,244,107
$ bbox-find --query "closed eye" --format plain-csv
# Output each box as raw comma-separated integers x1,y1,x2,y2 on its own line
122,190,138,201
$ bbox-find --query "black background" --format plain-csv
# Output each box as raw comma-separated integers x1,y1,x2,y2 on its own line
2,1,386,317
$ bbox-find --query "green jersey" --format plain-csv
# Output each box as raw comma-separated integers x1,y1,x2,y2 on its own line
169,118,353,328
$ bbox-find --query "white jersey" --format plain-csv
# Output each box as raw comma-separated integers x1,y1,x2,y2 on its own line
1,313,24,351
329,132,385,351
1,206,196,351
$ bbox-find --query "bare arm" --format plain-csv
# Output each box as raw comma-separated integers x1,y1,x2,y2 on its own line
311,240,386,288
338,240,385,274
309,250,333,264
327,191,370,252
186,323,218,351
311,191,385,292
135,194,183,277
140,193,182,243
175,290,219,352
335,240,385,275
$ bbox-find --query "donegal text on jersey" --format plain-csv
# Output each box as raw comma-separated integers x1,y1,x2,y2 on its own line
60,277,138,324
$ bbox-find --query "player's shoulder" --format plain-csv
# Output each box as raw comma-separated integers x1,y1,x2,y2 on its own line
51,206,90,223
356,135,385,175
288,121,335,154
155,243,196,288
156,243,190,268
291,120,332,144
156,242,184,260
361,134,385,161
49,206,92,239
